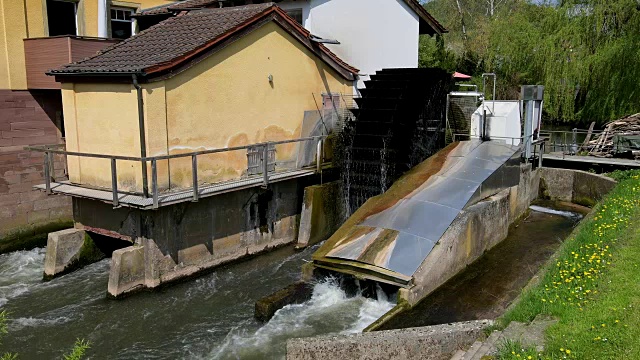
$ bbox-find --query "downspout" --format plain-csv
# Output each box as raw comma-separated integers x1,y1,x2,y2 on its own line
98,0,108,38
132,74,149,197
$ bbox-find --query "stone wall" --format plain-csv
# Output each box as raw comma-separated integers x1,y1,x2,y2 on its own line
286,320,493,360
0,89,72,253
539,168,617,207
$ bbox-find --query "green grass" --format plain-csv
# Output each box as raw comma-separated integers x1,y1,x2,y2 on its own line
496,171,640,359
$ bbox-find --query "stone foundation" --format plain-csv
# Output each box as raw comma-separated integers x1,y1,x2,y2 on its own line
296,181,345,248
43,228,104,280
70,179,304,297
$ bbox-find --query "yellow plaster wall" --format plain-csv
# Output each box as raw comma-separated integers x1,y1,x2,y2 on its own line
63,83,143,192
0,0,29,89
164,22,352,188
60,21,353,192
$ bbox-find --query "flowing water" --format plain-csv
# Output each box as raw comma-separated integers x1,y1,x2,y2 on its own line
0,245,393,359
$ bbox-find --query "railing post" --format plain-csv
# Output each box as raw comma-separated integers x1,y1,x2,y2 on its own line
47,151,54,182
192,155,199,202
111,158,119,208
316,137,323,173
152,159,158,209
263,142,269,187
43,152,51,195
538,142,544,168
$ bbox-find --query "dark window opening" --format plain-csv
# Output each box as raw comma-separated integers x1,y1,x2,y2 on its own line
47,0,77,36
286,8,303,24
110,7,135,39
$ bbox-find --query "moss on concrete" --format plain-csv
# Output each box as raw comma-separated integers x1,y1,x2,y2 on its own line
573,195,597,208
0,220,73,255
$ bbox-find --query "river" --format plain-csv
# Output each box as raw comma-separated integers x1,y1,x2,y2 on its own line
0,244,393,359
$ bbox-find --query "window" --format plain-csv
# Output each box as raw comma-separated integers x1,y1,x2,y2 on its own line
110,7,135,39
47,0,77,36
285,8,303,25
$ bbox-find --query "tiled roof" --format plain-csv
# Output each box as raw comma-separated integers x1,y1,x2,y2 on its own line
136,0,447,33
50,4,358,78
133,0,220,17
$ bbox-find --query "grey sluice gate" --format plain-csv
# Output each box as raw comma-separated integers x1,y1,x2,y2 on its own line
316,140,521,283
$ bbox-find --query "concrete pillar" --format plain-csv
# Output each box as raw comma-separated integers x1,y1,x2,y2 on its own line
107,245,145,298
43,229,104,280
296,181,344,248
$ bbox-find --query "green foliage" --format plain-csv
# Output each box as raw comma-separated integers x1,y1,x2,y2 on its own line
607,169,640,182
496,175,640,359
62,339,91,360
419,0,640,124
496,340,540,359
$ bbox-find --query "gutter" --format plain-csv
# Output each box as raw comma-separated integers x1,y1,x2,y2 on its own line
132,74,150,197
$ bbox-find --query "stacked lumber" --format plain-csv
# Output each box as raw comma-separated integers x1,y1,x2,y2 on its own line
587,113,640,157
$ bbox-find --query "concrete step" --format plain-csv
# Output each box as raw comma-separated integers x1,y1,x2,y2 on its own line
471,330,503,360
523,315,558,352
501,321,528,343
450,349,466,360
461,341,484,360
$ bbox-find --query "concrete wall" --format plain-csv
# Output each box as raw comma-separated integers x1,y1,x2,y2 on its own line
296,181,345,248
286,319,493,360
0,90,72,253
71,178,305,296
403,164,539,306
0,0,172,90
539,167,616,207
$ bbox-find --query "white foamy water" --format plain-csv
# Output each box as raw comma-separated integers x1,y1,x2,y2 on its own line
207,280,394,360
0,247,46,307
530,205,582,220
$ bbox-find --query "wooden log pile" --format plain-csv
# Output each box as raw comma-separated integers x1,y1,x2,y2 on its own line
587,113,640,157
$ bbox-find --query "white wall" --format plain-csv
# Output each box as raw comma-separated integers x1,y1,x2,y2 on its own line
278,0,420,88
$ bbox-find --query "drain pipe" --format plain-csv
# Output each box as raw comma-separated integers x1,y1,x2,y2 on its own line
132,74,149,197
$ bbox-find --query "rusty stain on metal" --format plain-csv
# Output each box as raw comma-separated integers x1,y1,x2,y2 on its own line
81,225,134,242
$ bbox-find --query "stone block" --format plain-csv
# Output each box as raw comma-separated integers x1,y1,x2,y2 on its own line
43,229,105,280
286,320,493,360
212,233,242,257
255,282,313,322
108,245,145,298
539,168,574,202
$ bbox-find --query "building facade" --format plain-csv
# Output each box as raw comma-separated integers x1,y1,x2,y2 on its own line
0,0,173,252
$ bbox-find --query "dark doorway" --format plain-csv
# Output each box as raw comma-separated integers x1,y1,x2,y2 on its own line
47,0,77,36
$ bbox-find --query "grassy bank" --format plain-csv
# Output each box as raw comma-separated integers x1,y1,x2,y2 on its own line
497,170,640,359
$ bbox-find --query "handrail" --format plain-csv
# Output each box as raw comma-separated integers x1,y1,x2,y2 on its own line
27,135,327,209
25,136,326,162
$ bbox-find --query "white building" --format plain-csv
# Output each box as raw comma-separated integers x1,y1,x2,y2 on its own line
276,0,446,87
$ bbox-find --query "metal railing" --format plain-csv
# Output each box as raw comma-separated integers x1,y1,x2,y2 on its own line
539,128,606,155
28,136,326,209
